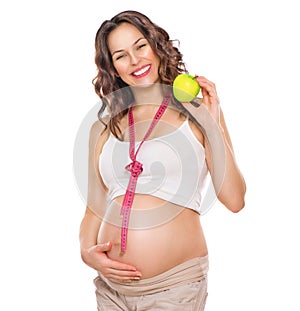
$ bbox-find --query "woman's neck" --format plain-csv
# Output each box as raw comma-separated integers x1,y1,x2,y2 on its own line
130,83,165,107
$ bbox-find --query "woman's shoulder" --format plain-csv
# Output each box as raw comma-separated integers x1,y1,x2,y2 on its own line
89,118,110,152
187,118,205,146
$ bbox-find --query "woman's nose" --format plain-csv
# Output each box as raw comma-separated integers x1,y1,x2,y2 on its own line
129,52,139,65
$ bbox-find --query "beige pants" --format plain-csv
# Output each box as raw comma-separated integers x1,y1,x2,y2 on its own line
94,256,209,311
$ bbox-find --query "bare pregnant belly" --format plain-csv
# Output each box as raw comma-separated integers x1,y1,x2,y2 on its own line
97,195,208,279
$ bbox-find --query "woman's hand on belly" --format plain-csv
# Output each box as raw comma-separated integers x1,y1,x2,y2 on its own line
100,208,208,279
82,241,142,282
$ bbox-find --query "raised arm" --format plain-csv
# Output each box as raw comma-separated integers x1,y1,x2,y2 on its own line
183,76,246,213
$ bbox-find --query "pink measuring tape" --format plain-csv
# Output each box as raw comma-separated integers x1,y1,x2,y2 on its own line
120,94,171,252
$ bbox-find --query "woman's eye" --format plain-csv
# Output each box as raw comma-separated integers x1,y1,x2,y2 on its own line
137,43,147,50
115,54,125,60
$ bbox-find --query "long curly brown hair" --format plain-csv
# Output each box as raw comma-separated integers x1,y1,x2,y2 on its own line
93,10,187,138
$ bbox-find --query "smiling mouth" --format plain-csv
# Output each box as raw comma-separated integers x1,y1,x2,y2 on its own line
131,65,151,78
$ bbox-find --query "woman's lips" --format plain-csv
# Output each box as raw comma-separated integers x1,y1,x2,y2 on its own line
131,65,151,78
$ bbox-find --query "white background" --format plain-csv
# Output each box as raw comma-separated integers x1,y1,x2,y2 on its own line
1,0,299,310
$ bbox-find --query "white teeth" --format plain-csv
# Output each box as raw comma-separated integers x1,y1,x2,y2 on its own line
133,65,150,76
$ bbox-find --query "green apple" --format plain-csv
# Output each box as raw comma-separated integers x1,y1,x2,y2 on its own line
173,73,201,102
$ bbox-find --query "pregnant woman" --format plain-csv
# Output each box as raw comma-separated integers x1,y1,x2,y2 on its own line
79,10,246,311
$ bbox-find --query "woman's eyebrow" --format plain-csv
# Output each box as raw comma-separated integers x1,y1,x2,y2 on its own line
111,37,145,56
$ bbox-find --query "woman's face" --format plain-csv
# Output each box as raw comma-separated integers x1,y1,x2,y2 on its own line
107,22,161,87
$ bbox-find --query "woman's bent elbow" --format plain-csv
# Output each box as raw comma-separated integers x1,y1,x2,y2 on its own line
220,194,245,213
228,197,245,213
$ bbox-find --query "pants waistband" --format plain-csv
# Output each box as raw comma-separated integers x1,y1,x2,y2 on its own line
100,255,209,296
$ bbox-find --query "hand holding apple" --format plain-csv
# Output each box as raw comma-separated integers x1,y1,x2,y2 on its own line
173,74,221,125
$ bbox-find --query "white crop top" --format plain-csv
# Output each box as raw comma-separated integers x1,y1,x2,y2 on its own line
99,118,209,214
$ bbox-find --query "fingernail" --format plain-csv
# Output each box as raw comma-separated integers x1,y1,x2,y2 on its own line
133,277,141,280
